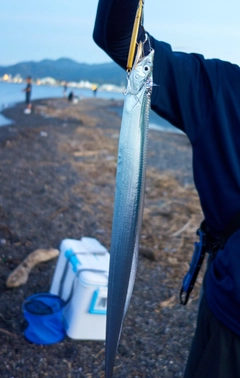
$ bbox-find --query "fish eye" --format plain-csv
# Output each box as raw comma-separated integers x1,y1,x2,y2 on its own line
143,65,150,72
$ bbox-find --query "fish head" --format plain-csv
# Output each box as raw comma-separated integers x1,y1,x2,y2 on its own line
129,43,154,93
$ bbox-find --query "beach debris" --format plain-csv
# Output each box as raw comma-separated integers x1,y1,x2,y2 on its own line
0,327,17,337
48,206,67,220
40,131,48,137
6,248,59,288
139,246,156,261
171,219,192,237
73,149,108,157
159,295,176,309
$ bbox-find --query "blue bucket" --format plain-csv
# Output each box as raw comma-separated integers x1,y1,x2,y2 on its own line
22,293,66,345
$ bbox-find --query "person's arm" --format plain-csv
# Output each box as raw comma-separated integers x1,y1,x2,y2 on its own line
93,0,218,141
93,0,141,69
151,41,219,140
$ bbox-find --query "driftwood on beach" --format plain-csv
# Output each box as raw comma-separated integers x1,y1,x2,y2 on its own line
6,248,59,288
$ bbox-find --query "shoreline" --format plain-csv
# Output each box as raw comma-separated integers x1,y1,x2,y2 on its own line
0,112,13,126
1,94,182,135
0,98,203,377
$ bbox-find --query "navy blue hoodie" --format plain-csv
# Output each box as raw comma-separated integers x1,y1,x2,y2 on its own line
93,0,240,336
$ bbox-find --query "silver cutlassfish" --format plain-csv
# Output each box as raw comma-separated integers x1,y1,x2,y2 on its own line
105,8,155,375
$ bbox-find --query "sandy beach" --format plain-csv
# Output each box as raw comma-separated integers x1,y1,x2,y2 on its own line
0,97,204,378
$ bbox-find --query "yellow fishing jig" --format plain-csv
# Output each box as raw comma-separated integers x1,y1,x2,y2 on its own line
126,0,144,72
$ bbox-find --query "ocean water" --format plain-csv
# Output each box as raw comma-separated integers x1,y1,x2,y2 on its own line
0,82,178,133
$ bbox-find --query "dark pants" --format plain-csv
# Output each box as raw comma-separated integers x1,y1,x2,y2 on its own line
26,92,31,104
184,294,240,378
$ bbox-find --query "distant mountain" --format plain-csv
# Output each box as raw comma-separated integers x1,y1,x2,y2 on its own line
0,58,127,86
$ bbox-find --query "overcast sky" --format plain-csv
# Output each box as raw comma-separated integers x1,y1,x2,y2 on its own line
1,0,240,66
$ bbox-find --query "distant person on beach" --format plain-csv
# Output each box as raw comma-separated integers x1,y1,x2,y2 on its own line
94,0,240,377
92,84,98,97
23,76,32,114
68,91,74,102
63,82,68,98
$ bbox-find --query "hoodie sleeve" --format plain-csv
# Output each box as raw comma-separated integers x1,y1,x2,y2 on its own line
93,0,140,69
93,0,218,142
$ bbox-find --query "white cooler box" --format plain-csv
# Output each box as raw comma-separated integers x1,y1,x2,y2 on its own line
50,237,109,340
